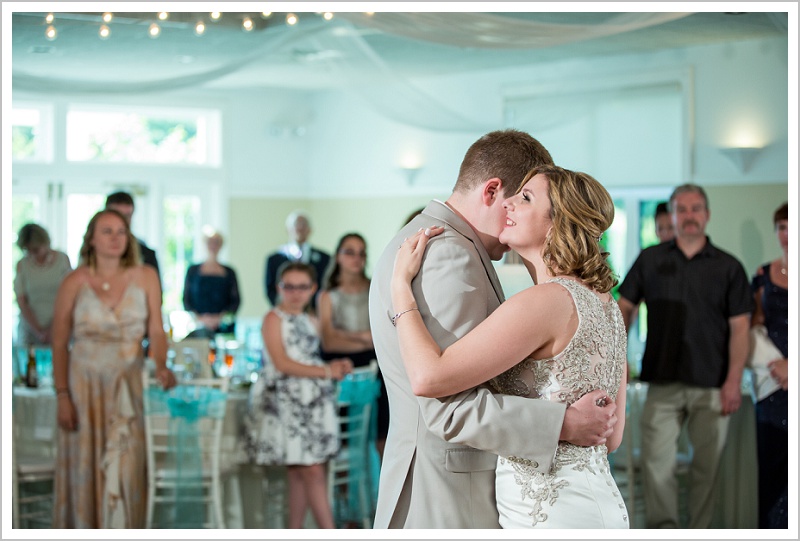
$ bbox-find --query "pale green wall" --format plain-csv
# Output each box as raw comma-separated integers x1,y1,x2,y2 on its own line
230,194,438,319
230,183,788,320
704,183,789,277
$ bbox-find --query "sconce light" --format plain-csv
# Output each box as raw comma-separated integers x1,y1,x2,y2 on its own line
719,146,762,173
400,165,422,185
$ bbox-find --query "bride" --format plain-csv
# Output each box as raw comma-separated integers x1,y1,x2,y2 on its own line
391,164,629,528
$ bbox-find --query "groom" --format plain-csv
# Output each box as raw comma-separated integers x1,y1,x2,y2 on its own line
369,129,618,528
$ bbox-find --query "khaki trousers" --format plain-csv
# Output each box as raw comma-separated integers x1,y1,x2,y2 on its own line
640,382,730,528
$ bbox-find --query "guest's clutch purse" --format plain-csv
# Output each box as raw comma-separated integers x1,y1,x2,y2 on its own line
747,325,783,401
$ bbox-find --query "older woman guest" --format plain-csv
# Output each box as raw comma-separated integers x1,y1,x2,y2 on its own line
14,223,72,346
51,209,176,528
183,227,241,336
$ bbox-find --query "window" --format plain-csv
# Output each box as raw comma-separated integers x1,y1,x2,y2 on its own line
162,195,201,314
66,106,221,166
11,104,53,162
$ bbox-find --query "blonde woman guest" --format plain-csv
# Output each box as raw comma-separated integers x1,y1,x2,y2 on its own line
183,227,241,336
51,209,176,528
391,165,629,528
14,223,72,346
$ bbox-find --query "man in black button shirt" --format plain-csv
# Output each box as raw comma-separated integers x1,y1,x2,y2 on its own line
617,184,753,529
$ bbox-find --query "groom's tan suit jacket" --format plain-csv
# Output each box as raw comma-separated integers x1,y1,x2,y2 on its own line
368,201,566,528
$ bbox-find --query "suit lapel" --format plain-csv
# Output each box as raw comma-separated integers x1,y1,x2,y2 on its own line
422,201,506,303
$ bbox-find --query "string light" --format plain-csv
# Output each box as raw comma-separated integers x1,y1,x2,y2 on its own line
56,12,339,41
45,13,54,24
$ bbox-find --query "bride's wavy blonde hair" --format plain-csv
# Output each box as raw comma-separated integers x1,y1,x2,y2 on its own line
521,164,618,293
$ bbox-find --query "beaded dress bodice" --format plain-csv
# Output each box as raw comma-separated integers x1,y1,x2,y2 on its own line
491,277,627,467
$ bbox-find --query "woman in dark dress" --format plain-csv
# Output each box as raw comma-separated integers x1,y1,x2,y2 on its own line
750,202,788,529
183,229,241,336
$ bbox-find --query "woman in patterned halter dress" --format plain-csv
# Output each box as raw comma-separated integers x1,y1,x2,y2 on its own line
391,164,629,528
51,209,176,528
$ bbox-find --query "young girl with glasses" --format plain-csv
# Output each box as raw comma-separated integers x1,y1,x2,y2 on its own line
242,261,352,528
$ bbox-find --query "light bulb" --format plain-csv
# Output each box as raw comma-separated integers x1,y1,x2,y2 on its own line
286,13,298,25
149,23,161,38
242,17,254,31
195,21,206,35
210,12,221,21
45,13,54,24
158,12,169,21
102,12,113,23
45,25,57,40
99,24,111,39
323,12,334,21
261,12,272,18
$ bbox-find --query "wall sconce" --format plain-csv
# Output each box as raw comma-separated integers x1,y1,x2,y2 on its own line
400,165,422,185
719,146,763,173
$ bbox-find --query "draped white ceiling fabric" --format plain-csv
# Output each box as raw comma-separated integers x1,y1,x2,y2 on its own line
12,12,705,132
335,12,693,49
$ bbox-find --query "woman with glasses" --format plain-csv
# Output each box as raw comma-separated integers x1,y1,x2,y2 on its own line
317,233,389,458
242,261,353,528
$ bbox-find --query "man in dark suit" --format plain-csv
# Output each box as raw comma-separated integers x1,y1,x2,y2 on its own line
265,210,330,307
105,191,161,288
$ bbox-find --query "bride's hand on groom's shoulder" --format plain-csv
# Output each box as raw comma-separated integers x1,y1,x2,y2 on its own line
392,226,444,285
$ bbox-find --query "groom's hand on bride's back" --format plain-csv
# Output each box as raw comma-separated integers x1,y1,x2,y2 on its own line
559,389,617,447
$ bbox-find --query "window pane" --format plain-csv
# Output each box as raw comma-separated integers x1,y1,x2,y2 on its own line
603,199,627,300
66,194,106,266
11,107,45,161
639,199,663,249
66,108,218,165
11,196,40,263
162,196,200,313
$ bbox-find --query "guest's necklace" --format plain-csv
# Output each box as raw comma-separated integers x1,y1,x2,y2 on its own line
93,267,122,292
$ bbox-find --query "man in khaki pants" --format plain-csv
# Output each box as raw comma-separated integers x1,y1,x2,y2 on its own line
617,184,752,528
369,129,618,528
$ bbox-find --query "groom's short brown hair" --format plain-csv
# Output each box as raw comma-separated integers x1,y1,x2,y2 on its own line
454,129,553,198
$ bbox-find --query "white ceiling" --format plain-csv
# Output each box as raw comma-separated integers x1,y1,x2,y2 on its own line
10,9,789,93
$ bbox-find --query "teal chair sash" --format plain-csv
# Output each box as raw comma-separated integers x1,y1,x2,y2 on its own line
336,376,382,522
145,384,226,528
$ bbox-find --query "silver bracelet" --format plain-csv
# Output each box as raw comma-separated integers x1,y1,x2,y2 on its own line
390,307,419,327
